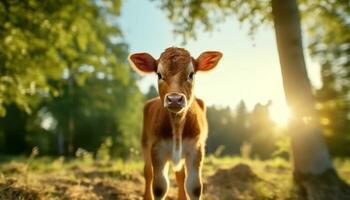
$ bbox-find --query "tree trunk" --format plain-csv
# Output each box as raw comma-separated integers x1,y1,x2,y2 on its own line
67,66,75,156
57,130,64,155
271,0,333,175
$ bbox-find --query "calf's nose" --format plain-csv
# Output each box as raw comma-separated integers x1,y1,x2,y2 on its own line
166,94,184,105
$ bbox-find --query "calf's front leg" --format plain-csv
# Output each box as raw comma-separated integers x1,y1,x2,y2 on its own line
185,145,204,200
151,142,170,200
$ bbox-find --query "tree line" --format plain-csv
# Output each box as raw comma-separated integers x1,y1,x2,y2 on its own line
206,98,350,159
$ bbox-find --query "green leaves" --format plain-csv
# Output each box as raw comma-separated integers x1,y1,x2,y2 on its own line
154,0,271,43
0,0,125,115
0,0,144,156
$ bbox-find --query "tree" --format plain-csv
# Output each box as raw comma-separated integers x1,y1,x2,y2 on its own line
42,70,143,156
0,104,28,154
206,106,238,155
249,101,276,159
235,100,248,131
0,0,123,116
271,0,332,174
0,0,144,157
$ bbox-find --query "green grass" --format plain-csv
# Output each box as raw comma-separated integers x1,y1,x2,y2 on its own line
0,155,349,199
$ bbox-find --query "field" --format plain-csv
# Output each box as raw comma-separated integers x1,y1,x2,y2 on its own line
0,155,349,200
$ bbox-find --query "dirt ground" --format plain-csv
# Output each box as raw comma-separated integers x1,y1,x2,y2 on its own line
0,157,349,200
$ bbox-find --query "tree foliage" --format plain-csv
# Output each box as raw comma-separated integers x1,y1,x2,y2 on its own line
155,0,271,41
0,0,123,115
301,0,350,89
301,0,350,156
0,0,144,156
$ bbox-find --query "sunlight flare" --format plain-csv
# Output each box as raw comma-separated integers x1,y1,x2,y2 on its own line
269,105,291,127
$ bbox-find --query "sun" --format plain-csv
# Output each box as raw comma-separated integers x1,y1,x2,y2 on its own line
269,105,291,127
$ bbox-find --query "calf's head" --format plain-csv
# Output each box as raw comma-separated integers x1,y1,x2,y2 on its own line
129,47,222,113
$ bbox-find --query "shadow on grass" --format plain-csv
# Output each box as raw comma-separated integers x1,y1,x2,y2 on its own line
0,178,40,200
295,170,350,200
204,163,350,200
204,163,293,200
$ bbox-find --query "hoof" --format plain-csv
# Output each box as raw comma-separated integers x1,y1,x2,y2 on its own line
153,187,164,198
193,186,201,197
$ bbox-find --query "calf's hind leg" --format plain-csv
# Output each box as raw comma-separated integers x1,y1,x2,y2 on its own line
143,147,153,200
175,167,187,200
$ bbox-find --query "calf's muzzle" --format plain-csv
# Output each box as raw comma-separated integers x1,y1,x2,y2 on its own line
164,93,186,113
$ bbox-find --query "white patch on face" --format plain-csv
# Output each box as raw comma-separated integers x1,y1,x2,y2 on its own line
187,61,195,83
187,61,194,73
157,62,164,74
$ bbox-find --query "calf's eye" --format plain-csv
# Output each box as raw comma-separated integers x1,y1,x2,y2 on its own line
188,72,194,80
157,72,162,80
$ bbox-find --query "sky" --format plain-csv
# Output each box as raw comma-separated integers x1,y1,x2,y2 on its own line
118,0,322,123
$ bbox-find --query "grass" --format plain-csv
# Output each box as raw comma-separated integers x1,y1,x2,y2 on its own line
0,155,349,200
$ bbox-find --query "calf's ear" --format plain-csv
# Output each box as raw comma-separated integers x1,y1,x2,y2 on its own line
195,51,222,71
128,53,157,74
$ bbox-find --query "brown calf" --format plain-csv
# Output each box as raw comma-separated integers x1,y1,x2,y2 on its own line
129,47,222,200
